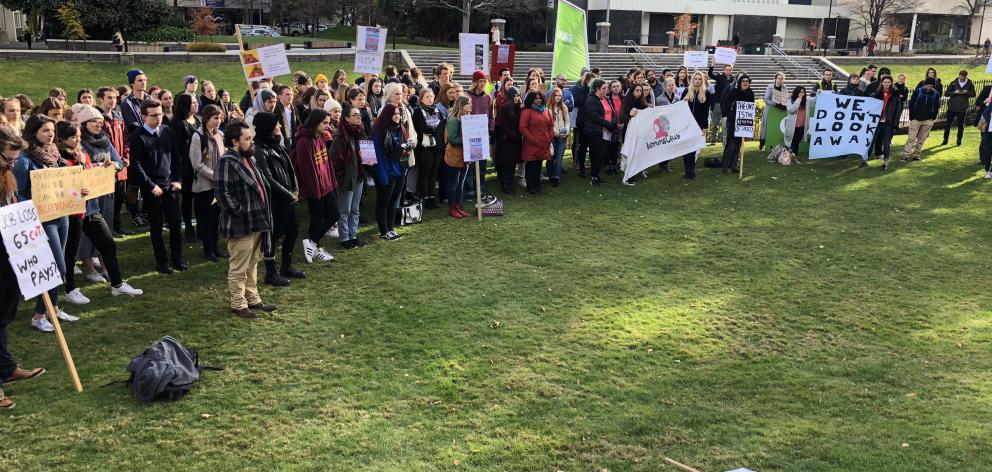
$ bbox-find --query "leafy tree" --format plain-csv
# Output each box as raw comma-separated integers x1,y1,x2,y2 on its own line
77,0,171,52
192,7,219,41
57,0,89,49
0,0,60,39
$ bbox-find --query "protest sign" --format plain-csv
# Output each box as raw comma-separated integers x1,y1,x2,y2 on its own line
359,140,377,165
490,44,516,79
30,166,85,222
735,102,756,139
459,33,490,76
82,166,115,201
771,89,789,106
764,103,815,153
715,47,738,65
683,51,708,68
551,0,589,81
240,44,291,81
461,114,490,162
355,26,387,74
808,92,883,160
987,54,992,74
619,101,706,183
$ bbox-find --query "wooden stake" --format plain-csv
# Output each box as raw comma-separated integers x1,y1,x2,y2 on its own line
234,25,256,102
663,457,703,472
474,161,483,221
738,137,746,180
42,292,82,392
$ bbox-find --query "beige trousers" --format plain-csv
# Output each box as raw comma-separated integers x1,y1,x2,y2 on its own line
228,232,263,310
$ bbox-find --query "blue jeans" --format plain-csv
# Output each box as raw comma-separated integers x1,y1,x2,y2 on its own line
38,217,68,314
447,165,470,204
549,137,567,179
869,125,893,161
337,181,364,242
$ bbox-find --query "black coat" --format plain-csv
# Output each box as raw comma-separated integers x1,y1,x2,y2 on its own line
255,140,298,206
682,89,714,130
582,95,617,137
571,83,590,128
871,89,903,130
945,79,976,113
722,87,755,139
129,124,182,192
908,86,940,122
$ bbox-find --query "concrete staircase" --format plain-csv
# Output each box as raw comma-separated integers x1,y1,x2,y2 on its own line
403,50,843,93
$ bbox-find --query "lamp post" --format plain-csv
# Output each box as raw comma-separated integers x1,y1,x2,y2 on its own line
976,0,988,56
822,0,833,56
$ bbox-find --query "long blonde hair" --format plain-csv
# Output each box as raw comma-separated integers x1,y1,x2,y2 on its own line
685,71,708,103
450,96,472,120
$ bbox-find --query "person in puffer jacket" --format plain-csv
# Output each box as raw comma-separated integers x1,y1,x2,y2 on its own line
902,78,941,162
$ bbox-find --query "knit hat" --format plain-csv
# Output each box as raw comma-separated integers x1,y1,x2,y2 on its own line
183,75,197,86
315,73,328,85
252,112,279,139
323,97,342,112
472,70,488,82
127,69,145,84
72,105,103,126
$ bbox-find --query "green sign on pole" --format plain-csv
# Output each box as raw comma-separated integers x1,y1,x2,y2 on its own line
552,0,589,82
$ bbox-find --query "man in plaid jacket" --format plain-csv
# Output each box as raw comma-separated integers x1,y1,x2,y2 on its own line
216,121,276,319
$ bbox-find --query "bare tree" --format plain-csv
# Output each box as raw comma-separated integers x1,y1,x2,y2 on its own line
844,0,921,39
420,0,528,34
953,0,986,15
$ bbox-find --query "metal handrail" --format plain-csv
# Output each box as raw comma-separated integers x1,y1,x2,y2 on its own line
764,42,822,83
624,40,660,69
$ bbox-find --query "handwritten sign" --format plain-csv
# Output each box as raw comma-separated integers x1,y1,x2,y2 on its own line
461,114,490,162
355,26,387,75
82,166,115,200
809,93,883,159
240,44,291,81
715,47,737,65
359,139,377,165
735,101,756,138
0,200,62,300
772,89,789,106
30,166,85,222
683,51,708,68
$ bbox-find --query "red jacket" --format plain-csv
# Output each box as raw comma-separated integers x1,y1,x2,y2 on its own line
519,107,553,161
290,126,336,199
102,109,129,180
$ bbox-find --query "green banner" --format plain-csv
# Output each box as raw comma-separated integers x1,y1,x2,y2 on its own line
552,0,589,82
764,105,813,154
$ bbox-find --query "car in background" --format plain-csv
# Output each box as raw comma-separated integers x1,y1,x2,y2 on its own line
243,27,281,37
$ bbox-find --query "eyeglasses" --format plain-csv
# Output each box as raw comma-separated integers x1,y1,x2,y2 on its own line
144,113,163,118
348,113,361,118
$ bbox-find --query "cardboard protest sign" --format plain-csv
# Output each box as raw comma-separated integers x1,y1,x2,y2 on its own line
459,33,490,76
0,200,62,300
808,93,883,159
355,26,387,74
82,166,115,201
683,51,708,68
771,89,789,106
735,102,756,138
240,44,291,81
461,114,490,162
30,166,85,222
619,101,706,183
715,47,737,65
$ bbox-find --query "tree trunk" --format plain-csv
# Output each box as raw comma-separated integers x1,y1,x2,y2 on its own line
462,0,471,33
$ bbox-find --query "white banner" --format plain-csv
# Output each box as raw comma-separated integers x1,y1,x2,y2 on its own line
355,26,387,74
683,51,708,68
0,200,62,300
620,101,706,183
461,114,490,162
715,47,737,65
459,33,490,76
735,102,756,138
808,92,883,159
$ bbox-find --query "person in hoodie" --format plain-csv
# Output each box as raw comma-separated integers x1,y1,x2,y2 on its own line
902,78,940,162
863,75,902,170
329,103,368,249
494,86,522,194
290,108,338,263
244,89,277,130
371,103,409,241
253,112,305,285
721,74,754,173
838,74,864,97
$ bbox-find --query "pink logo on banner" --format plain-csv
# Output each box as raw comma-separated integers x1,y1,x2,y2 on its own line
653,116,670,139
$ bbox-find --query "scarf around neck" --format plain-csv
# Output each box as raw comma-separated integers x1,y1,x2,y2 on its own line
28,143,61,167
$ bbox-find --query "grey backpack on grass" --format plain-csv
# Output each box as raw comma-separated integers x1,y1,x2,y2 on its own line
126,336,218,403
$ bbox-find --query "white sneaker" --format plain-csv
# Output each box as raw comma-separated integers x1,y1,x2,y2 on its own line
73,265,82,275
314,247,334,262
111,281,144,297
302,239,316,263
623,179,636,187
31,317,54,332
985,171,992,179
85,272,107,284
64,288,90,305
325,225,339,239
56,309,79,322
640,171,648,179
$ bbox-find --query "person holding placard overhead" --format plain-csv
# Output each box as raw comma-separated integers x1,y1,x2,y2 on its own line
466,71,494,202
720,74,754,173
12,115,75,331
0,124,47,407
708,63,737,145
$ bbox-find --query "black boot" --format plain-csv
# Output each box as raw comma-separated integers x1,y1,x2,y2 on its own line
264,259,290,286
280,254,306,279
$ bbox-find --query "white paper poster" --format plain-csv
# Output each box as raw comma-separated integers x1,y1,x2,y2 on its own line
359,139,377,165
461,114,490,162
497,45,510,64
459,33,490,76
240,44,291,81
683,51,708,68
715,47,738,65
735,101,756,138
986,54,992,74
808,92,883,159
0,200,62,300
355,26,387,75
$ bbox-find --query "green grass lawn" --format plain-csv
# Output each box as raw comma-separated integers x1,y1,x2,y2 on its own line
2,120,991,470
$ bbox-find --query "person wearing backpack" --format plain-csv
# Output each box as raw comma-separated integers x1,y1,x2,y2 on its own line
216,121,276,319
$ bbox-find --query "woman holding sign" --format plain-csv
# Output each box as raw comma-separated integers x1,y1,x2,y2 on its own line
864,76,902,171
13,115,74,332
720,74,754,173
761,72,788,151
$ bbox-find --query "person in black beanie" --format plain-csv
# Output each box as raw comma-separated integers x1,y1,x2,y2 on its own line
252,112,305,285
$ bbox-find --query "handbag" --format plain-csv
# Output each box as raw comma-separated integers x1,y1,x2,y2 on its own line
480,198,504,217
399,201,423,226
443,128,465,168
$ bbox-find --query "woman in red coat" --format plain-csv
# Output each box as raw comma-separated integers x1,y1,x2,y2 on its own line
519,91,553,194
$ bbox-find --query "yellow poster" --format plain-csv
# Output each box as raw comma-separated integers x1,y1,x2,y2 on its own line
29,166,85,222
82,166,116,200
